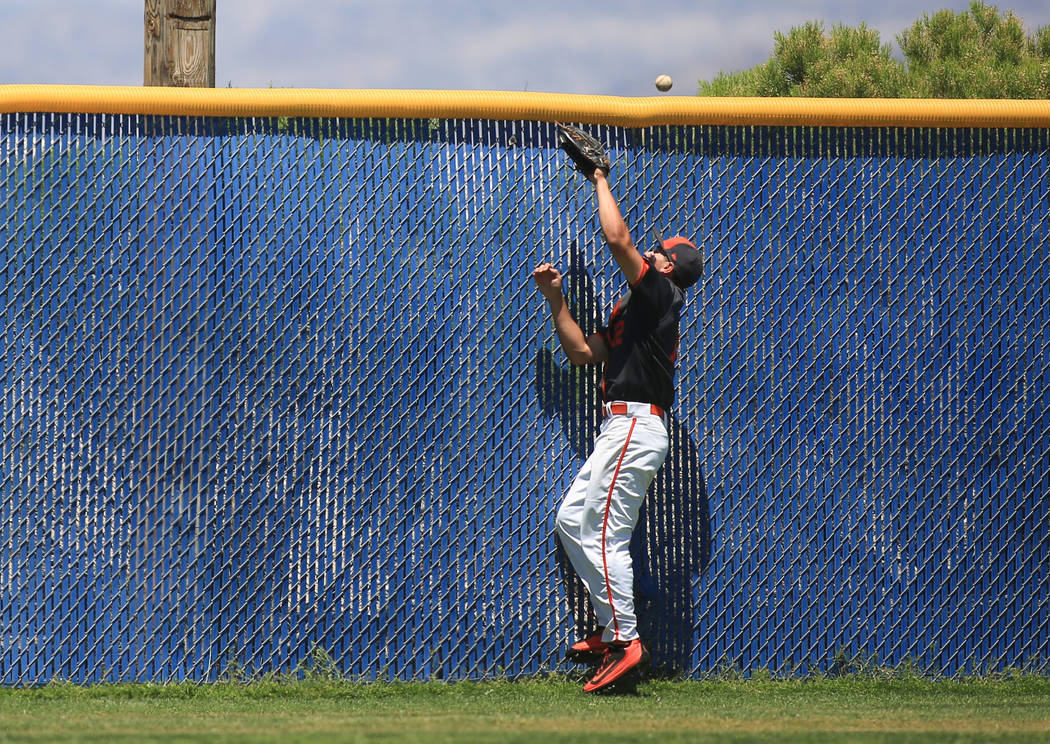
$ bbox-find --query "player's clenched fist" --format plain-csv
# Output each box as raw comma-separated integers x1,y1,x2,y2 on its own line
532,263,564,301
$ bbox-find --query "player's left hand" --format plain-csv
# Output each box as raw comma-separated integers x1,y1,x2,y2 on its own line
557,124,611,179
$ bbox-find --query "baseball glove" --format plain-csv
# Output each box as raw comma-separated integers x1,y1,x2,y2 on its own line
557,124,611,177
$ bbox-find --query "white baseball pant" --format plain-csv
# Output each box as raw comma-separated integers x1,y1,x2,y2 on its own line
556,402,669,643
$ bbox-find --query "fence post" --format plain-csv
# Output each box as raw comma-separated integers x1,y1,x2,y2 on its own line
144,0,216,87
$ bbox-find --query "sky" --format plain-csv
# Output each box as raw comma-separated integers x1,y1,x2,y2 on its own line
1,1,1049,96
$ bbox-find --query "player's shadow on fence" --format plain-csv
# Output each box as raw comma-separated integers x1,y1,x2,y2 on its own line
533,244,711,676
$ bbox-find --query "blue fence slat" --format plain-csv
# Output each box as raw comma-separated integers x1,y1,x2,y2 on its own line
0,115,1047,682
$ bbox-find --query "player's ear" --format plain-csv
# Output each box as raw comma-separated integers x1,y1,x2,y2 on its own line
658,262,675,277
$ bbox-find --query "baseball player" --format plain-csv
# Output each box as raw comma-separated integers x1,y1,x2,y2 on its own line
533,164,702,693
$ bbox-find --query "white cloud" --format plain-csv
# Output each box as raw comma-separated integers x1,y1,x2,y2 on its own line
0,1,139,85
216,5,809,95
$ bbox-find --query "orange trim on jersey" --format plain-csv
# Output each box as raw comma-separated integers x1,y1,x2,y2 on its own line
601,416,637,642
628,259,650,288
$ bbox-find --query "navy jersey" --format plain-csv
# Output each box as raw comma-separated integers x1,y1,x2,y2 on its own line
597,262,684,410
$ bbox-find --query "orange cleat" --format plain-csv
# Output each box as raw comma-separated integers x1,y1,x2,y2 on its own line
566,629,608,664
583,639,649,693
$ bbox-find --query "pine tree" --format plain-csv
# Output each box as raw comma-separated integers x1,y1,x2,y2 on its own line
698,2,1050,98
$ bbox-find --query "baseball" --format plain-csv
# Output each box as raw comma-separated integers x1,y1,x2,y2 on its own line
654,74,673,92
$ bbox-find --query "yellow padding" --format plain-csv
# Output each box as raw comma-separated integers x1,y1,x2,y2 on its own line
2,85,1050,128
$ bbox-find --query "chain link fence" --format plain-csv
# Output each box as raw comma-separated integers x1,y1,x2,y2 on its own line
1,113,1047,683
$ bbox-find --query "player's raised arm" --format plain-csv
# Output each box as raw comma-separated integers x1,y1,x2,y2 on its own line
532,263,608,366
556,124,645,286
589,171,645,286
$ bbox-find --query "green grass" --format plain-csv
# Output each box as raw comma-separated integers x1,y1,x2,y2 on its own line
1,676,1049,743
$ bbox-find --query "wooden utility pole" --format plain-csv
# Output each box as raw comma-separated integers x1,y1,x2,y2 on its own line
144,0,216,87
